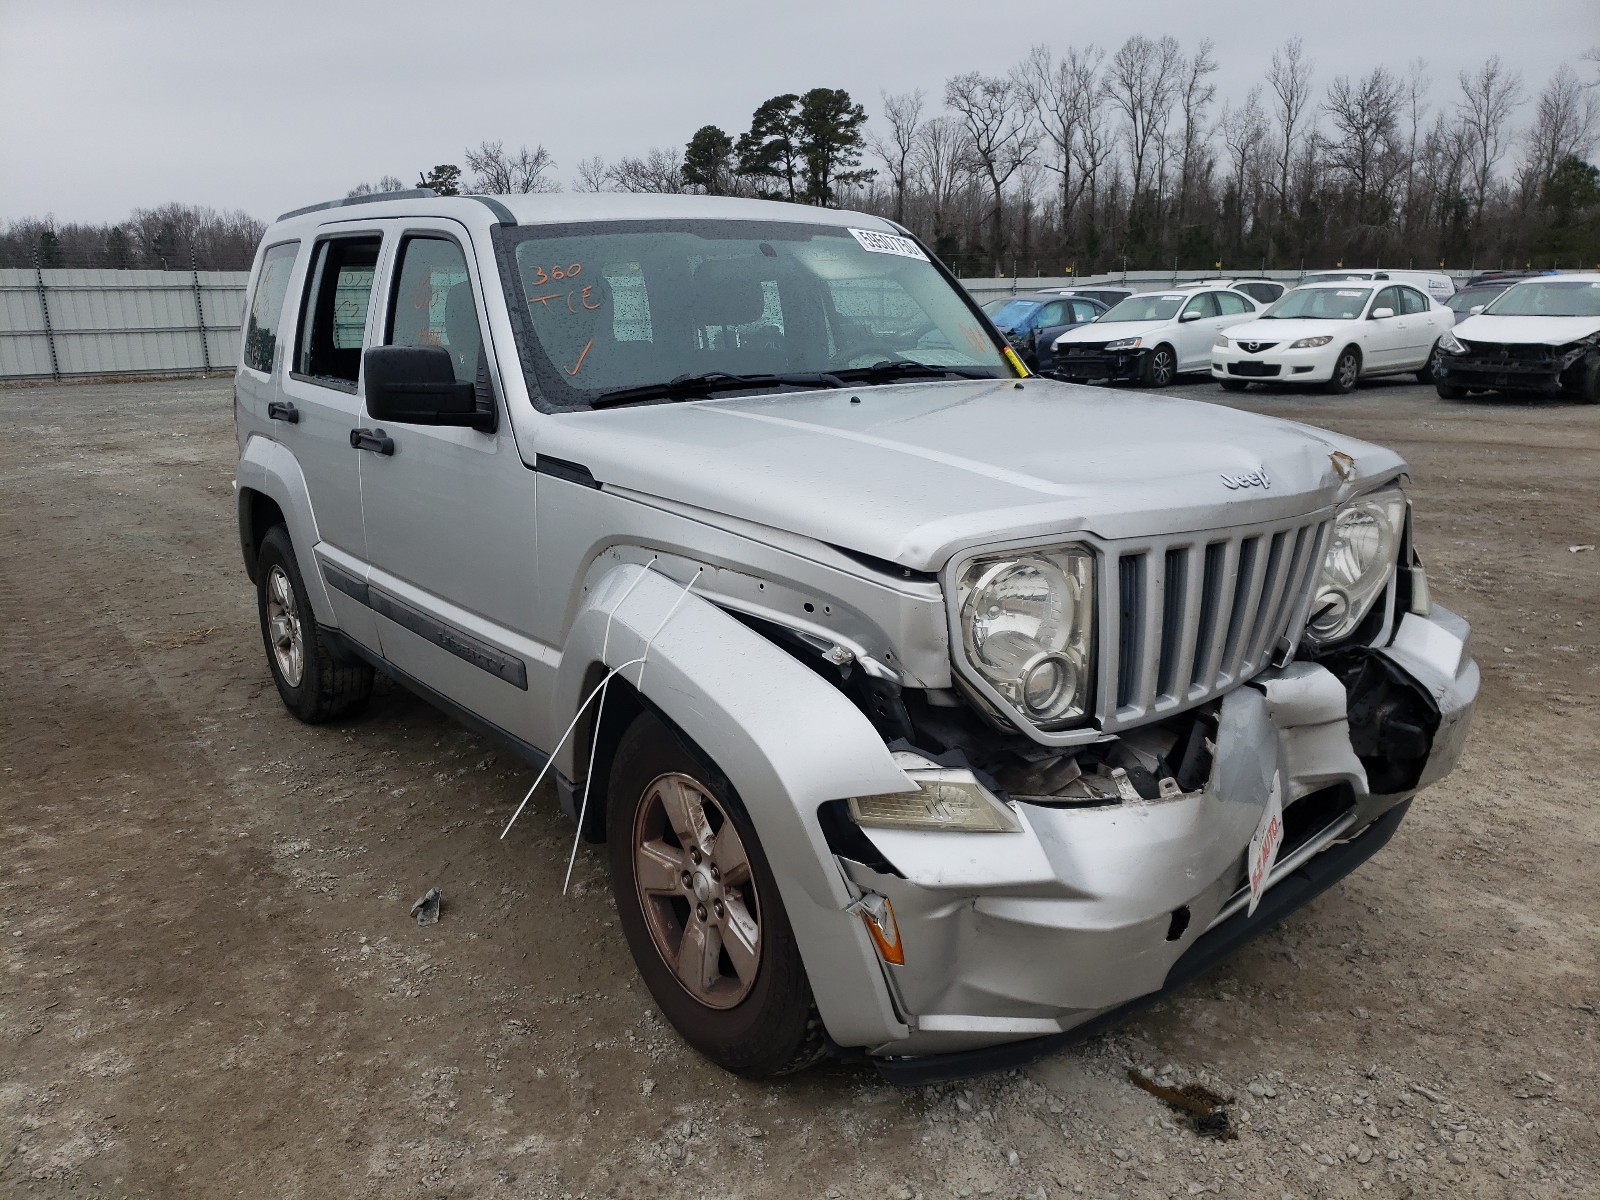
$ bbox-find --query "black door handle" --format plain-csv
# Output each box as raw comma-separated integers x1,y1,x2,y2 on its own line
267,401,299,423
349,428,395,455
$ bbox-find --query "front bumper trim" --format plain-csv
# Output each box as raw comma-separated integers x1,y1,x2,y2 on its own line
871,798,1411,1086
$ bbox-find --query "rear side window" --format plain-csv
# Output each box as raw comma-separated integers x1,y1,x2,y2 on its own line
388,237,483,385
242,242,298,374
295,236,382,388
1215,291,1252,315
1399,287,1429,315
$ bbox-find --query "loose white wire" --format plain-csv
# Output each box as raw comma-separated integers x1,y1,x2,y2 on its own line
495,562,704,898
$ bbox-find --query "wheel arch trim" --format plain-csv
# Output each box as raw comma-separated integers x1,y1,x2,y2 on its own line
554,562,915,1049
236,435,336,624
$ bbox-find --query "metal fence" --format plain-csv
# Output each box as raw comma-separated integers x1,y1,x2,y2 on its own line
0,266,248,382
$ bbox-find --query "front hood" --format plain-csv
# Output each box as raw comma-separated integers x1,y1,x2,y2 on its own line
535,379,1404,572
1224,318,1350,344
1053,320,1163,346
1454,313,1600,346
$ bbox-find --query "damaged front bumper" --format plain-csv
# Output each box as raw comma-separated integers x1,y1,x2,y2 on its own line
840,604,1477,1080
1435,342,1600,395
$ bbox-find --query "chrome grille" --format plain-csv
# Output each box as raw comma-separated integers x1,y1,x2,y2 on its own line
1099,514,1330,730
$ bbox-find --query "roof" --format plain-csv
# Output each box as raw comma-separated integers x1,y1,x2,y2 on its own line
272,189,902,234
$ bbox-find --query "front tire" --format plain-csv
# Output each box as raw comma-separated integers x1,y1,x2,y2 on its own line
1436,383,1469,399
1324,347,1361,394
607,710,825,1078
1140,344,1177,388
256,525,373,723
1416,341,1441,383
1218,379,1249,393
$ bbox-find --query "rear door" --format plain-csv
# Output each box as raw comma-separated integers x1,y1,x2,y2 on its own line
278,227,389,649
1396,287,1436,363
355,221,543,743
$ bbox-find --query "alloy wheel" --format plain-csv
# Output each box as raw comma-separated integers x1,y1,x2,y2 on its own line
632,772,762,1009
264,564,304,687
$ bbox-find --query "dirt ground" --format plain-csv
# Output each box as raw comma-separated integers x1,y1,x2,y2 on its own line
2,374,1596,1200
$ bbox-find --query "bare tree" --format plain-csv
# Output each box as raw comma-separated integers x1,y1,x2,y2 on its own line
1175,38,1220,228
1015,44,1106,242
464,141,560,193
609,148,685,193
911,114,974,226
1521,63,1599,190
1219,86,1270,248
944,71,1038,270
1266,37,1314,221
1323,67,1405,230
1102,34,1182,201
869,89,925,225
572,156,611,193
1399,60,1431,241
1456,56,1525,232
346,176,406,197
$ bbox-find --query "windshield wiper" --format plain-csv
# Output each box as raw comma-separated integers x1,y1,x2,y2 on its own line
591,371,844,408
832,360,1001,384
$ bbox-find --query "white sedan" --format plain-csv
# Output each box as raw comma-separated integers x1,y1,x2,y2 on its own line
1051,288,1261,387
1211,281,1456,394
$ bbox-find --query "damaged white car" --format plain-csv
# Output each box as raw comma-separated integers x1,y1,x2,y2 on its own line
233,191,1479,1082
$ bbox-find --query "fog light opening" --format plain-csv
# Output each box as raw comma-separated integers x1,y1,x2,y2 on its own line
1166,906,1191,943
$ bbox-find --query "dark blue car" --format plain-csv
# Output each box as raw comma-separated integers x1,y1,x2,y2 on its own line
981,292,1108,371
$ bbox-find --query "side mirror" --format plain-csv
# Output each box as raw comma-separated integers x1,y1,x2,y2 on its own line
363,346,490,430
1469,304,1485,316
1180,310,1203,322
1370,307,1395,320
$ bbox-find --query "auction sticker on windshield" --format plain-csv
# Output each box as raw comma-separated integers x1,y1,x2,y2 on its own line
850,228,929,261
1246,771,1285,916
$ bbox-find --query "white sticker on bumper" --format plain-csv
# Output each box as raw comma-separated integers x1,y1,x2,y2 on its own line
1246,770,1285,916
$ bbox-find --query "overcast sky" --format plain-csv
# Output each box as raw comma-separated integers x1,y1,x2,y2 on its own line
2,0,1596,225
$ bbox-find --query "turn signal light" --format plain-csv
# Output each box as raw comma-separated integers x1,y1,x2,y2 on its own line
851,894,904,966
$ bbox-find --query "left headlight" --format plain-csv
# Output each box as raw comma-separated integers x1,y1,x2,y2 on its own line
1306,490,1407,643
956,546,1095,726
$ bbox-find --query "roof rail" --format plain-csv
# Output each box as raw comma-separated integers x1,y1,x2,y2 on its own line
277,188,438,221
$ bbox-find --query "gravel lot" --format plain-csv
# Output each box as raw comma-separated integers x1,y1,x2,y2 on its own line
2,374,1597,1199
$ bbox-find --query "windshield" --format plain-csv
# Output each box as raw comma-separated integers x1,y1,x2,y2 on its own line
985,298,1043,328
1302,272,1374,286
1262,288,1373,320
1447,288,1503,313
492,219,1009,410
1099,295,1183,323
1482,280,1600,318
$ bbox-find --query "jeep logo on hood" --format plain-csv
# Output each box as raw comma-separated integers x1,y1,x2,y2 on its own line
1221,467,1271,491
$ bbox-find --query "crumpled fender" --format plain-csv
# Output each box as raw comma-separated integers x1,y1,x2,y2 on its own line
553,562,916,1048
236,434,335,624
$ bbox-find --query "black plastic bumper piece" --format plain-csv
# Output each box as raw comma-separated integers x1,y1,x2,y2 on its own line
870,799,1412,1087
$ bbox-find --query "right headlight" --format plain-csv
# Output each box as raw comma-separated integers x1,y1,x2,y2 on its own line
956,546,1095,726
1103,337,1142,351
1436,328,1466,354
1307,490,1407,642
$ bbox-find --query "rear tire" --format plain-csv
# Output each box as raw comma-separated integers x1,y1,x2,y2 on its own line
607,709,825,1078
1140,344,1177,388
1324,347,1361,394
256,525,373,723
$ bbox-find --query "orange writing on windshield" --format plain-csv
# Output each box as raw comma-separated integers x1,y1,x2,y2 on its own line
527,285,603,313
528,262,582,286
564,338,594,376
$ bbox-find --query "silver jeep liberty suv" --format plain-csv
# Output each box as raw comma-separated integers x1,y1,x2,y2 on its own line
234,190,1478,1082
